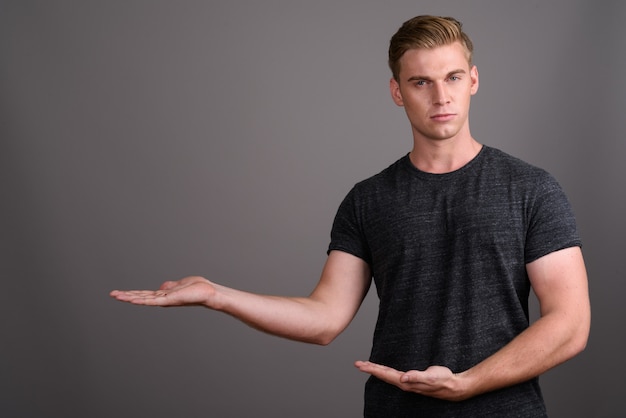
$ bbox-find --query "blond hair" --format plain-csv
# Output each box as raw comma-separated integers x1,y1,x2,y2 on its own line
388,15,474,81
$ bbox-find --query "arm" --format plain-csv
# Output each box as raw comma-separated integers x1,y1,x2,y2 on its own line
356,246,590,401
110,250,372,345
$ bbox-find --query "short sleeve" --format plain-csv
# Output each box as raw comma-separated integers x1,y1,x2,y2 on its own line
524,173,581,263
327,187,373,265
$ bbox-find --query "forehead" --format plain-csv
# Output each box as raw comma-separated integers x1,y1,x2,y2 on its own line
398,42,471,79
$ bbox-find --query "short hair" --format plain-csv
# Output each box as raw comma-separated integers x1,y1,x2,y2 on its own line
388,15,474,81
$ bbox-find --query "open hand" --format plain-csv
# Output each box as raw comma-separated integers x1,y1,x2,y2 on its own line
110,276,217,308
354,361,467,401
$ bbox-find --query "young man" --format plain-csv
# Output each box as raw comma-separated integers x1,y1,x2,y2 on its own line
111,15,590,417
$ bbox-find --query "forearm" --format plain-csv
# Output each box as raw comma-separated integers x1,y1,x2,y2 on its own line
357,310,590,402
110,251,371,345
454,248,591,399
355,249,590,402
210,283,340,345
210,251,370,345
456,310,589,399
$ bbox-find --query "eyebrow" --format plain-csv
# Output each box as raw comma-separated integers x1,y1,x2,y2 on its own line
406,68,467,82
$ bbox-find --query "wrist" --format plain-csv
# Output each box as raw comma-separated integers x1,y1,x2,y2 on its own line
199,280,226,311
452,369,478,401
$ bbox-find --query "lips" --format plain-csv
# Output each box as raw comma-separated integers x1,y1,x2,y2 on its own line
431,113,456,122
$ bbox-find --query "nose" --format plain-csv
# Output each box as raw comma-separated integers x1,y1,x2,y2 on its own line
432,83,449,105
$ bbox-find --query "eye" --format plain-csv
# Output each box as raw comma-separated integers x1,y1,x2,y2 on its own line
415,80,427,87
449,75,460,82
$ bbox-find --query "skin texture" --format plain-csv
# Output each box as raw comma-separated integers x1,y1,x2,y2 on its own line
390,42,480,174
111,250,372,346
110,41,590,402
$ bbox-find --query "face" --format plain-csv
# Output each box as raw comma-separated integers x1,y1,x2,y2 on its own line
390,42,479,142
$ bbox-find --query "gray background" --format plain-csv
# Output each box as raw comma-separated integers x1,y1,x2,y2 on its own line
2,1,624,417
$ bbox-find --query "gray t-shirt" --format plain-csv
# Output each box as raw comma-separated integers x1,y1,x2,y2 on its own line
328,146,581,417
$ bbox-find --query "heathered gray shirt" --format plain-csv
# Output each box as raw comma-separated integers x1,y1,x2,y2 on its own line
328,146,581,417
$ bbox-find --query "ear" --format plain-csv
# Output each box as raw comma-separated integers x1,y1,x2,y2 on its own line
390,77,404,106
470,65,479,95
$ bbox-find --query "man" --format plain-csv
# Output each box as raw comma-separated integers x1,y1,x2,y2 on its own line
111,15,590,417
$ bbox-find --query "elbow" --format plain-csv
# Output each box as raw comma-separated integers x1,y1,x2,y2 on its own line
313,337,333,347
565,333,588,360
307,323,346,346
564,314,591,360
306,314,350,346
310,329,340,346
572,322,590,356
302,335,333,346
574,308,591,354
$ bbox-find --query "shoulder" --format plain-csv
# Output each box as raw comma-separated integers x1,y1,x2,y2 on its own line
482,146,544,174
481,146,558,188
335,155,411,215
352,155,411,194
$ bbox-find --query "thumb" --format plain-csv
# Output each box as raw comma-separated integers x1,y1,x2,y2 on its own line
159,280,179,290
400,370,424,383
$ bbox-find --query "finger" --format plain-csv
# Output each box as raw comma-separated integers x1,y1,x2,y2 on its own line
355,360,394,372
121,292,172,306
110,290,138,300
128,294,170,306
110,290,168,303
110,290,155,299
355,361,404,383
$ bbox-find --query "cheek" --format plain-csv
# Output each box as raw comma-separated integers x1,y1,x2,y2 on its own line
404,95,428,110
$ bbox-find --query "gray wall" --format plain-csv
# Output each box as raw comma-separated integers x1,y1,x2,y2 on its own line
2,1,624,417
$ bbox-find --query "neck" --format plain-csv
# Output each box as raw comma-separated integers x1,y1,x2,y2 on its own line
409,136,482,174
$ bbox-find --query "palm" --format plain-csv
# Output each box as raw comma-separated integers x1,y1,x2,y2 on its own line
355,361,462,401
110,276,215,307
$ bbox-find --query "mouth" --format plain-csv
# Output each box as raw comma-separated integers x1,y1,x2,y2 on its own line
430,113,456,122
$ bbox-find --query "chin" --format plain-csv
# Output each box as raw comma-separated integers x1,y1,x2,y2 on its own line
428,133,459,141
